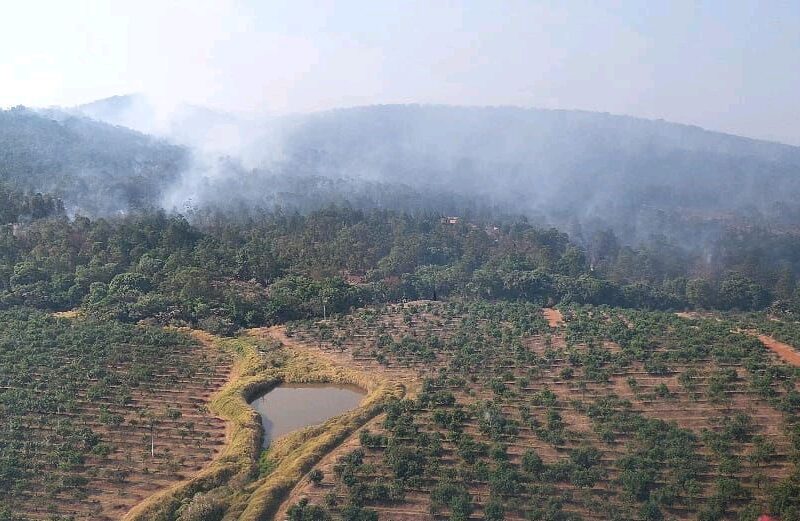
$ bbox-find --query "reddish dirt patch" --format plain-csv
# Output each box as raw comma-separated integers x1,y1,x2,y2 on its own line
543,308,564,327
759,334,800,367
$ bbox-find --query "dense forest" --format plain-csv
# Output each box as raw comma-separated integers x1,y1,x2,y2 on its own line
0,107,185,214
1,104,799,320
73,100,800,246
2,184,800,333
8,102,800,245
2,104,800,337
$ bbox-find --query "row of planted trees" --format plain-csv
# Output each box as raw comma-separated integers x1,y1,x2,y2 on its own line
285,301,800,520
0,308,226,518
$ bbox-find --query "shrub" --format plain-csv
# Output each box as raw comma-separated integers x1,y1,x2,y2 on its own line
309,469,324,485
176,491,228,521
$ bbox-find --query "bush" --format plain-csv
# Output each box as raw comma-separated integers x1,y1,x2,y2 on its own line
198,315,237,336
309,468,324,485
176,491,228,521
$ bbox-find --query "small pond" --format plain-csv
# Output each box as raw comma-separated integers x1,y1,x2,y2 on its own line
249,383,366,447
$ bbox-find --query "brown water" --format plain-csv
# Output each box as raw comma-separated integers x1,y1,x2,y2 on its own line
249,383,365,447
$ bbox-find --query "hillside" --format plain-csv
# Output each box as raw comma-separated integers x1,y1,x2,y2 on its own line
0,106,186,215
268,105,800,241
67,99,800,243
271,302,800,521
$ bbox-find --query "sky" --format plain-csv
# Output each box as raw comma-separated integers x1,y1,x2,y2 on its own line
0,0,798,145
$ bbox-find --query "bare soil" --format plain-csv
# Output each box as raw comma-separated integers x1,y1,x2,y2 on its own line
543,307,565,327
758,334,800,366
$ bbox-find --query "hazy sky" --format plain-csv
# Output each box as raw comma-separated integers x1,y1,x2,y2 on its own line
1,0,798,144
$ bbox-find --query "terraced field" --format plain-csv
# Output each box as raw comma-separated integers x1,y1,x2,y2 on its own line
0,309,232,520
3,302,798,521
277,301,800,521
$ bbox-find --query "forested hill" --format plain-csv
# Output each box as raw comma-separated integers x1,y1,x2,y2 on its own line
3,98,800,329
0,106,186,215
6,99,800,250
69,98,800,243
270,105,800,241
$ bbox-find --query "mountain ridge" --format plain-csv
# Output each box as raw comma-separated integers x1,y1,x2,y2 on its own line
3,99,800,247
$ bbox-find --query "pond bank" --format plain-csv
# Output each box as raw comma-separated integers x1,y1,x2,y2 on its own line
123,326,404,521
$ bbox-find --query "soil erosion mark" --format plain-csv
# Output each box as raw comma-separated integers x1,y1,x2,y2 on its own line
759,334,800,367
